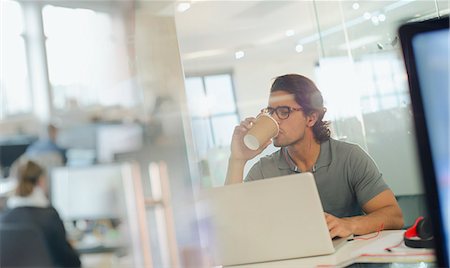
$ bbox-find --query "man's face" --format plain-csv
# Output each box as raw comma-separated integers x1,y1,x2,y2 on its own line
268,91,308,147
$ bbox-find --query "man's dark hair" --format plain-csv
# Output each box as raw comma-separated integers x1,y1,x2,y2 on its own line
270,74,330,142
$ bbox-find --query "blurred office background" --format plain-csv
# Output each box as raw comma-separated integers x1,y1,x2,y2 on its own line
0,0,448,267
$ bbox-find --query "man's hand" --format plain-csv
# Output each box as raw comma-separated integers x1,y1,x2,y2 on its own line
325,212,354,238
230,117,271,162
323,190,404,237
225,117,272,185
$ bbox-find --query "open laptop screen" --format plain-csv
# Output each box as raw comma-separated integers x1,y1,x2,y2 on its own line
399,16,449,267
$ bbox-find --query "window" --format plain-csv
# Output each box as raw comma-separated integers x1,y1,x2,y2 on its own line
42,5,135,110
185,74,239,158
0,0,33,119
316,53,409,120
358,53,410,114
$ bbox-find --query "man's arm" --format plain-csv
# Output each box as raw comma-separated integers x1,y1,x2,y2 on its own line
326,189,404,238
225,117,270,185
225,158,247,185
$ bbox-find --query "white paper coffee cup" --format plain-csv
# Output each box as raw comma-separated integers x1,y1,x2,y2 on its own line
243,114,279,150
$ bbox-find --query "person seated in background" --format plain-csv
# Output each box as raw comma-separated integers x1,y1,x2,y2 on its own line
26,123,67,165
0,158,81,267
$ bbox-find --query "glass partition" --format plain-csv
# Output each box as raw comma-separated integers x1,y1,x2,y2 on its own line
312,0,448,226
175,0,449,228
2,1,449,267
2,1,203,267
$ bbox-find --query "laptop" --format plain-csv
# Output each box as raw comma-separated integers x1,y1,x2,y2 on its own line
399,16,449,268
199,173,347,266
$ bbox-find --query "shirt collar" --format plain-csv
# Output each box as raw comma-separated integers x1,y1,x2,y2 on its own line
279,147,297,171
7,187,49,209
278,139,332,172
315,139,332,169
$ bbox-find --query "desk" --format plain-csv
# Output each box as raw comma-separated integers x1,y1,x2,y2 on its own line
76,244,130,268
230,231,435,267
75,244,125,255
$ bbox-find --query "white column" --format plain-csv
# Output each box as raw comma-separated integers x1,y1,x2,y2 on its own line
22,1,52,122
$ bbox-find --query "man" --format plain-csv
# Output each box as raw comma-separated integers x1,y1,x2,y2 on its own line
26,124,67,164
225,74,403,238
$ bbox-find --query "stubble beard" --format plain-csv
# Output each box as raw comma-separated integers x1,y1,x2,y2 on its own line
273,133,304,148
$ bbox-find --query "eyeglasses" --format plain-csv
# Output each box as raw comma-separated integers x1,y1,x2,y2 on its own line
261,106,303,120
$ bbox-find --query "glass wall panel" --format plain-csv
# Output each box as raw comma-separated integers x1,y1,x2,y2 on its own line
43,5,138,110
184,72,239,182
185,77,207,117
313,0,448,226
204,74,237,115
175,1,450,234
211,114,239,147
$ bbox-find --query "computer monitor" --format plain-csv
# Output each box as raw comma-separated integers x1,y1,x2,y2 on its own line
0,143,30,178
399,16,449,267
51,164,126,221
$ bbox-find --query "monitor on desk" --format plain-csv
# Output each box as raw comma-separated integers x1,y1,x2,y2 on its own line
0,143,30,178
50,164,125,221
399,16,449,267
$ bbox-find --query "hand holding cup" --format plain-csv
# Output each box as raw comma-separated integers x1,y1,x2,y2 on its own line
243,113,279,151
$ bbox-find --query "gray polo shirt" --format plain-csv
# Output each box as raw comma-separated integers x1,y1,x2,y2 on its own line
244,138,389,217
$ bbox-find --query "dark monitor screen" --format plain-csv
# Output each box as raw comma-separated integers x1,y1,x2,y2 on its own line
399,16,449,267
0,143,30,177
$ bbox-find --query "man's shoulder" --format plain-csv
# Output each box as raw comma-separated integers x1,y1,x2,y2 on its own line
245,148,284,181
328,138,375,167
329,138,362,154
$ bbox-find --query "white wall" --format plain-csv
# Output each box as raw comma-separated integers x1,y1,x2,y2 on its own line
233,54,318,119
0,116,40,138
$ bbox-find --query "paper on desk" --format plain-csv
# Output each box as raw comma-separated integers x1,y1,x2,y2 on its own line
353,232,403,255
353,232,435,263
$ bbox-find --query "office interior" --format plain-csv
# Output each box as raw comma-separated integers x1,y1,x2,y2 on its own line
0,0,448,267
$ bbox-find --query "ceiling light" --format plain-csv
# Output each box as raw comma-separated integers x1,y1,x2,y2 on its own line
177,2,191,13
183,49,226,60
295,44,304,53
371,16,379,25
235,51,245,59
378,14,386,22
285,29,295,37
363,12,371,20
352,3,360,10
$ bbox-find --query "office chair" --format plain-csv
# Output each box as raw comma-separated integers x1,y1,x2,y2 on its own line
0,223,53,267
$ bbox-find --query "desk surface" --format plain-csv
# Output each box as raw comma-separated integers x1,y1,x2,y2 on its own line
229,230,435,267
76,244,125,255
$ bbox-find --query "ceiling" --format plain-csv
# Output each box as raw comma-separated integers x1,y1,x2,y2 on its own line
172,0,449,73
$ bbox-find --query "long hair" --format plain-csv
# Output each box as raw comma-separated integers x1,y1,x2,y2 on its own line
270,74,330,142
13,159,44,197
